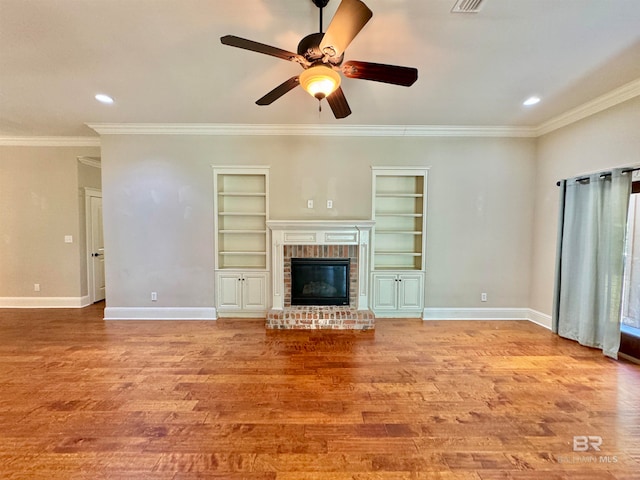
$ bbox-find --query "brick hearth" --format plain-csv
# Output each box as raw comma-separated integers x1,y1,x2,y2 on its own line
266,306,375,330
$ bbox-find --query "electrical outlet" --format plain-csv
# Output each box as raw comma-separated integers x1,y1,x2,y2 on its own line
481,292,487,302
307,199,313,209
151,292,157,301
34,283,40,292
64,235,73,243
327,200,333,209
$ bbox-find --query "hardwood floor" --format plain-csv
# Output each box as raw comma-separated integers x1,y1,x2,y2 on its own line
0,304,639,479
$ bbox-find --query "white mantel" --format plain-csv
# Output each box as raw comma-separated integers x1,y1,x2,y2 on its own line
267,219,375,311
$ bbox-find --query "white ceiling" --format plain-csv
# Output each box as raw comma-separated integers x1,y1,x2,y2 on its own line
1,0,639,138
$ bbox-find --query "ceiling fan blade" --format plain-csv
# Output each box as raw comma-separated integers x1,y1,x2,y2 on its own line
319,0,373,59
342,60,418,86
256,76,300,105
221,35,305,63
326,87,352,119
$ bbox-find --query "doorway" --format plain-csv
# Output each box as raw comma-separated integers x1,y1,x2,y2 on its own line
621,176,640,359
85,188,105,303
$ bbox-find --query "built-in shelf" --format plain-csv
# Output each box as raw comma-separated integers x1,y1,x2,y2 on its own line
375,251,422,256
372,169,427,274
214,167,270,271
376,193,424,198
218,192,266,197
371,167,428,317
376,213,423,217
218,212,266,216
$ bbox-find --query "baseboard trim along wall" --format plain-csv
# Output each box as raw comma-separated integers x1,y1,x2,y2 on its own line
526,309,553,330
0,296,91,308
103,307,217,321
422,307,552,330
0,301,553,328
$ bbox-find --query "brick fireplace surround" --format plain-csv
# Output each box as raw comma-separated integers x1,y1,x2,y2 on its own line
266,220,375,330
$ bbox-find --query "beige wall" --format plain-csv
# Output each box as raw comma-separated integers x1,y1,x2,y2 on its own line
100,134,536,310
529,96,640,315
0,146,101,300
4,94,637,315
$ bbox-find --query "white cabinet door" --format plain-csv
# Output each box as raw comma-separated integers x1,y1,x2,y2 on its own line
398,274,423,311
372,274,398,310
217,273,242,311
242,273,267,310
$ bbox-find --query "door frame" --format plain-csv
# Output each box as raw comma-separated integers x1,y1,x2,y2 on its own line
84,188,104,304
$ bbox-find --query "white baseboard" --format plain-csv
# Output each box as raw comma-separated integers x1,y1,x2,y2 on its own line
422,307,552,330
0,296,88,308
104,307,217,320
525,309,553,330
217,310,266,318
422,307,529,320
80,295,92,307
373,311,423,318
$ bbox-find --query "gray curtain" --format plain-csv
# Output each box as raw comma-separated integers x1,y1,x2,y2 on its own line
553,168,632,358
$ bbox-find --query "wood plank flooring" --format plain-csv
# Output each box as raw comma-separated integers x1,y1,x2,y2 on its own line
0,303,639,479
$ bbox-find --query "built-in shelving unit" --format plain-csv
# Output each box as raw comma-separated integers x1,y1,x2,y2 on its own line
213,167,270,316
214,169,269,270
372,171,426,271
371,167,428,316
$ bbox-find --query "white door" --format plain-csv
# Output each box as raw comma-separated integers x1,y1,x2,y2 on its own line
216,273,242,311
242,273,267,310
372,274,398,310
397,274,423,311
89,196,106,302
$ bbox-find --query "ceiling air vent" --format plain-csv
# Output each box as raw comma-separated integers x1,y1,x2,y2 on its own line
451,0,485,13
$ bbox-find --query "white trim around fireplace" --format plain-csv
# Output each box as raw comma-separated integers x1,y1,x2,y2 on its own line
267,220,375,311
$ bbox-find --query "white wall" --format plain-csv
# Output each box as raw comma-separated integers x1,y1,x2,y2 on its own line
100,134,536,312
0,145,101,305
530,96,640,316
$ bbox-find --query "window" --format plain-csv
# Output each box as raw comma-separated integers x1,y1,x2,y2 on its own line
620,177,640,359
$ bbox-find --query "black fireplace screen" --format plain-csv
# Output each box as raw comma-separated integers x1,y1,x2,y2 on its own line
290,258,350,306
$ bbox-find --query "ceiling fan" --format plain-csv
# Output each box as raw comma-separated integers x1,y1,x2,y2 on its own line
220,0,418,119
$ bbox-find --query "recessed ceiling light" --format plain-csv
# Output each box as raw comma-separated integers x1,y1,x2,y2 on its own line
95,93,114,104
523,96,541,106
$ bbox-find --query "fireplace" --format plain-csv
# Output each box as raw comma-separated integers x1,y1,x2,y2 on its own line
291,258,350,306
266,220,375,330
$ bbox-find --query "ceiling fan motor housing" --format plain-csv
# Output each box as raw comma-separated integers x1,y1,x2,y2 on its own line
312,0,330,8
297,33,343,66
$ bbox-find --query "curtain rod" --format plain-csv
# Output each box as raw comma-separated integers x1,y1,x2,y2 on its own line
556,166,640,186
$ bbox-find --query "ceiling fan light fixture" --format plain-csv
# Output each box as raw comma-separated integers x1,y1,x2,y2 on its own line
299,65,341,100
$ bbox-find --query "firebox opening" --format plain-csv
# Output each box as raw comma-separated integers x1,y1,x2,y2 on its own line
291,258,350,306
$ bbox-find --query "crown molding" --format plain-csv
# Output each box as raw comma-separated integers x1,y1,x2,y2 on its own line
535,78,640,136
86,123,537,137
77,156,101,168
4,79,638,144
0,136,100,147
